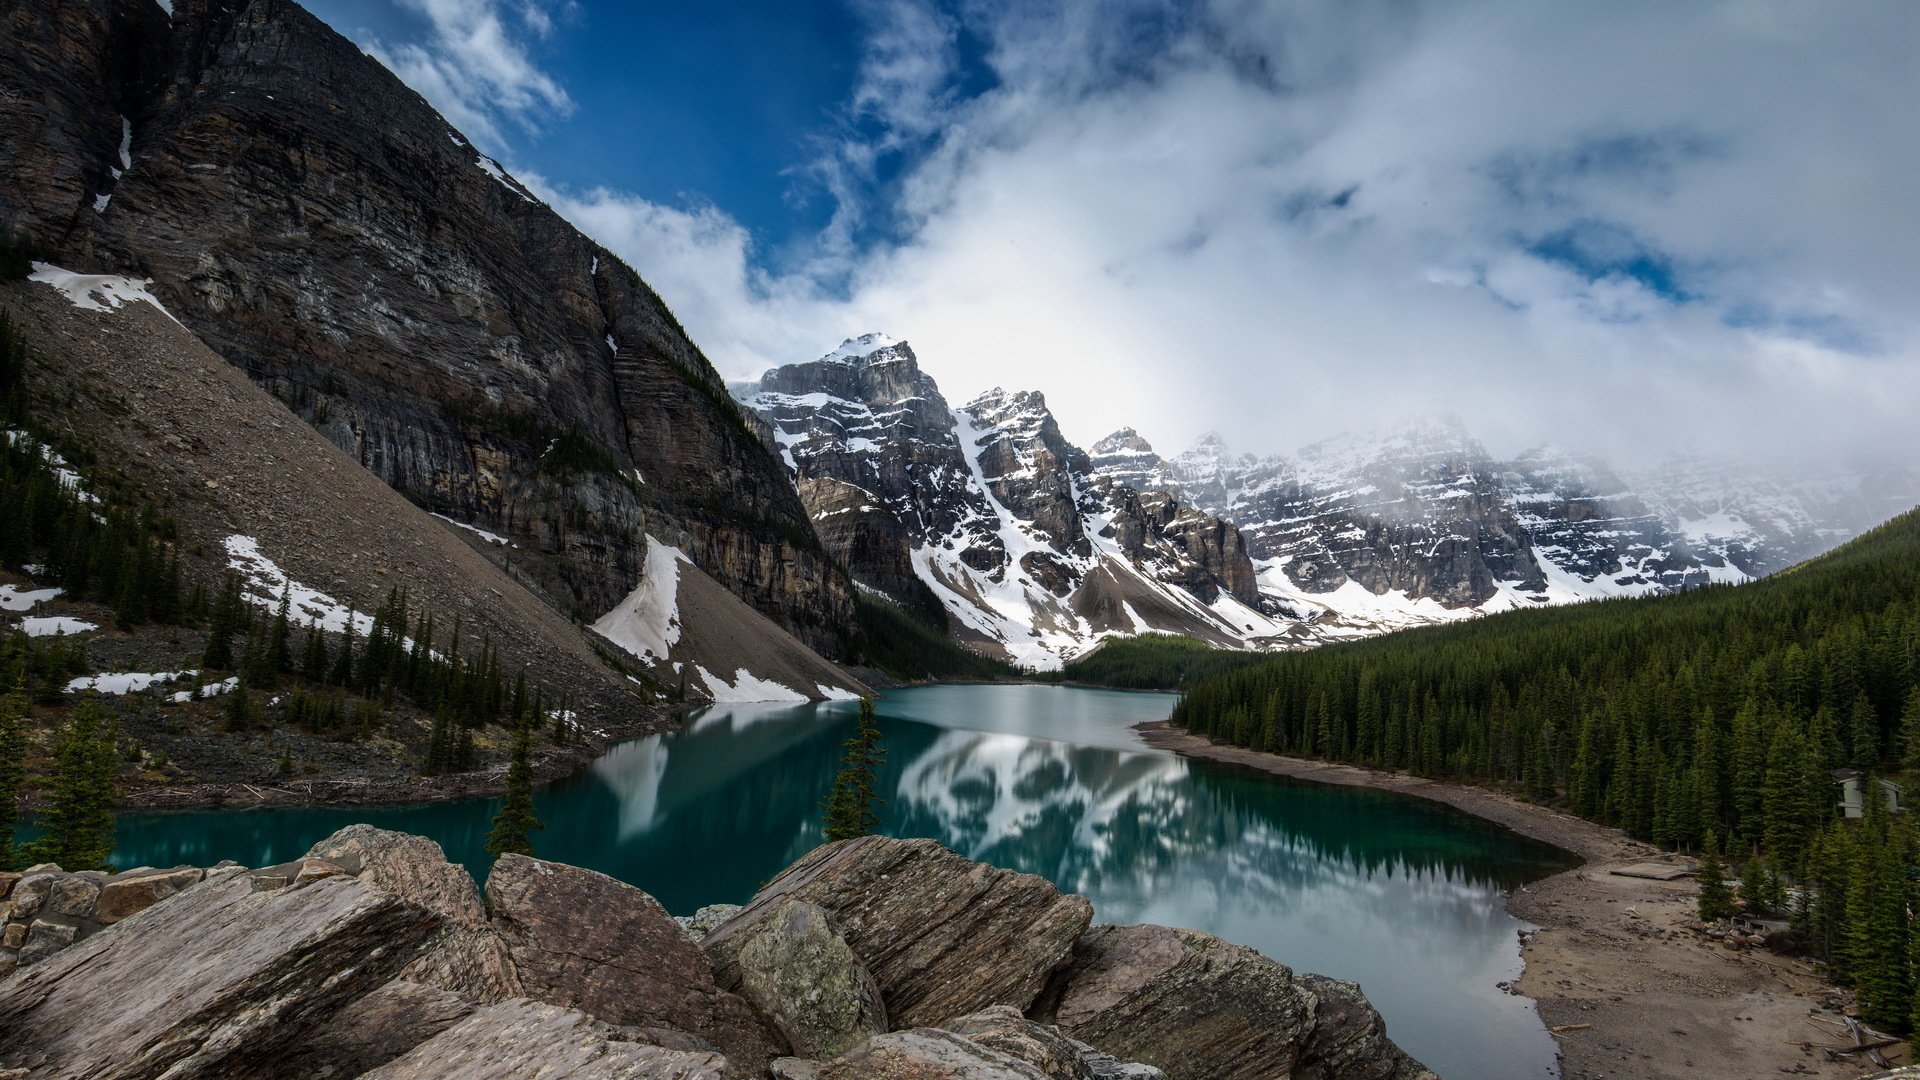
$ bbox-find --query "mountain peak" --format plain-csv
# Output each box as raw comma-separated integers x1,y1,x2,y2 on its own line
819,333,905,365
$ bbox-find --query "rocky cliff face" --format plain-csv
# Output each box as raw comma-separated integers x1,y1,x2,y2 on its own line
0,0,851,654
0,828,1433,1080
738,337,1285,668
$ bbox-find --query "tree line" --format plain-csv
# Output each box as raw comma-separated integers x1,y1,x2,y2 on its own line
1172,509,1920,1028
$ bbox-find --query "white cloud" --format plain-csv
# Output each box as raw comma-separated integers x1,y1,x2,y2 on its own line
386,0,1920,475
364,0,575,151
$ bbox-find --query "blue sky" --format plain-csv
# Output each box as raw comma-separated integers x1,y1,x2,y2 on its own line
303,1,1920,470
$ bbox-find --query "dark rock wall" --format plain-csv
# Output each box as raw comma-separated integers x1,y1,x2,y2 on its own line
0,0,851,653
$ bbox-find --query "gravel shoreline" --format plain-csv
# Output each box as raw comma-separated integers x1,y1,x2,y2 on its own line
1134,720,1878,1080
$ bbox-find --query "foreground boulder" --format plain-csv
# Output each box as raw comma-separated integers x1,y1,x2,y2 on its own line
304,824,521,1003
1034,924,1432,1080
486,854,779,1073
245,979,476,1080
944,1006,1163,1080
0,870,437,1078
704,837,1093,1028
817,1029,1052,1080
358,999,727,1079
705,897,888,1059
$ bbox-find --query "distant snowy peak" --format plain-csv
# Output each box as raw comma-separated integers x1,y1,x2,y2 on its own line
738,342,1286,668
818,332,905,366
1089,428,1179,494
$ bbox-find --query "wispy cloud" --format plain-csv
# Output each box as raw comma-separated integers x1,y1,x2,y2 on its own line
374,0,1920,473
365,0,576,150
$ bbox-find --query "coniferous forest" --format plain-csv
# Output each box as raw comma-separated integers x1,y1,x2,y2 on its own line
1172,508,1920,1029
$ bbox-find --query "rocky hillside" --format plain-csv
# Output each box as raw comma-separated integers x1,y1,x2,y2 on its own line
0,827,1434,1079
0,0,852,659
737,336,1292,669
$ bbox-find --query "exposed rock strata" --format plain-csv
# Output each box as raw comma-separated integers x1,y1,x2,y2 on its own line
703,835,1094,1028
0,0,850,654
0,829,1427,1079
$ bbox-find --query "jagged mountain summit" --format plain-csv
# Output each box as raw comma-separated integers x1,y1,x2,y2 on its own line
1097,422,1898,641
738,336,1292,668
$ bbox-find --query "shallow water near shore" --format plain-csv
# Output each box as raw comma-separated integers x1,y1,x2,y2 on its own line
99,683,1574,1080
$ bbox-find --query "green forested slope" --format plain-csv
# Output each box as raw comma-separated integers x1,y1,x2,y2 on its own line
1174,509,1920,860
1174,509,1920,1027
1062,633,1268,690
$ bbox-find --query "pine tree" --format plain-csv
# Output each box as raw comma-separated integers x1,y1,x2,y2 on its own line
1901,686,1920,773
1696,831,1736,922
486,717,543,860
22,699,118,871
0,679,28,871
1844,793,1912,1031
821,698,887,842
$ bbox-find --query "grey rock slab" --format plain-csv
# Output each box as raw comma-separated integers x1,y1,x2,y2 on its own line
246,979,476,1080
0,871,437,1079
706,836,1092,1028
817,1029,1052,1080
358,999,727,1080
305,824,520,1002
1036,924,1430,1080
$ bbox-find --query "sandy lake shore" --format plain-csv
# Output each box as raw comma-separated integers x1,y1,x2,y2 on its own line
1135,720,1893,1080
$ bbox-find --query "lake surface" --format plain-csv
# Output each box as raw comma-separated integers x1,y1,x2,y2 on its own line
100,683,1574,1080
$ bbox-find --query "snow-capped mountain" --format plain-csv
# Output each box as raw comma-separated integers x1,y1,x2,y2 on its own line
1100,421,1901,642
738,336,1293,668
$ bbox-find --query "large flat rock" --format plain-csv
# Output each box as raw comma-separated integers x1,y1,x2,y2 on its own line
305,824,520,1002
705,837,1092,1028
0,871,436,1079
358,999,726,1079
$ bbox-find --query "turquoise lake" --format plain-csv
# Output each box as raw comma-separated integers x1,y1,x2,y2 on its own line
97,683,1574,1080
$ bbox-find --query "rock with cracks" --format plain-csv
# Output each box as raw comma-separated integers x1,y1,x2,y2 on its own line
304,824,520,1003
705,896,888,1059
1034,923,1432,1080
358,999,726,1079
486,854,779,1073
0,871,437,1079
704,836,1092,1028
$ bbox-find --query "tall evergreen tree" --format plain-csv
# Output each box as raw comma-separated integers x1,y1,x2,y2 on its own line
821,698,887,842
22,699,118,871
486,717,543,860
1696,830,1736,922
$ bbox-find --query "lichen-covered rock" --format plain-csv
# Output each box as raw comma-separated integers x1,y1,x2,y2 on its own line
1035,924,1429,1080
943,1007,1162,1080
0,871,437,1078
305,824,521,1003
358,999,727,1080
96,867,205,924
678,903,744,942
487,855,779,1073
247,979,476,1080
705,897,886,1059
706,837,1092,1028
817,1029,1052,1080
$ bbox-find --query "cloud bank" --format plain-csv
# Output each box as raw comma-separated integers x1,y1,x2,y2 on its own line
384,0,1920,471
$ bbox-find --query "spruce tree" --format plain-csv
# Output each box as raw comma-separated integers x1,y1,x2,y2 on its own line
486,717,543,860
0,679,27,871
1695,830,1736,922
821,698,887,842
23,699,118,871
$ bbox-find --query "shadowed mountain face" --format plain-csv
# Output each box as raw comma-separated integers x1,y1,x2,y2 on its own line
738,336,1286,668
0,0,851,654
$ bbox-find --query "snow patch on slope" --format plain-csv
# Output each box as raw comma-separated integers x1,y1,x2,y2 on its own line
29,263,180,325
695,664,808,704
0,585,62,612
590,536,689,662
224,535,380,637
